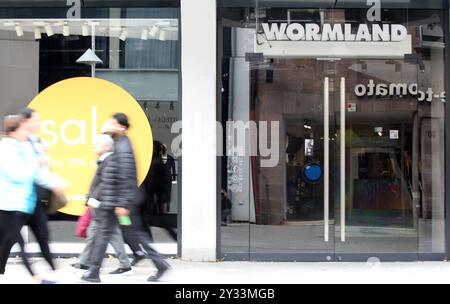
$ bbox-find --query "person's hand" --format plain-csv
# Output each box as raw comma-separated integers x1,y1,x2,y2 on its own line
115,207,130,217
52,186,66,198
53,180,69,197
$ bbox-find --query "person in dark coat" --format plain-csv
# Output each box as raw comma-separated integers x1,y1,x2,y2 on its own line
82,113,170,283
72,134,131,274
161,144,176,213
141,141,177,241
221,189,232,226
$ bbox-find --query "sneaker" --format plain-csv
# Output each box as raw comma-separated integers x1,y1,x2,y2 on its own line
131,255,146,267
71,263,89,270
109,267,133,275
81,271,101,283
41,279,57,285
147,264,170,282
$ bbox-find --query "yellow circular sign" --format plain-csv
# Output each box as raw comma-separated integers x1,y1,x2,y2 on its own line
28,77,153,216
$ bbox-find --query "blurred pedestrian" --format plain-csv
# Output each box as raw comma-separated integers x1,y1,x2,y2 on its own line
0,115,65,284
72,134,132,275
82,113,170,283
20,108,56,270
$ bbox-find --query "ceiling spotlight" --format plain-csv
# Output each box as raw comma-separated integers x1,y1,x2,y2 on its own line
33,21,46,27
149,25,159,37
82,23,89,36
15,24,24,37
3,21,15,27
374,127,383,137
304,120,312,130
159,29,167,41
119,29,128,41
34,28,42,40
141,28,149,40
63,23,70,37
45,24,54,37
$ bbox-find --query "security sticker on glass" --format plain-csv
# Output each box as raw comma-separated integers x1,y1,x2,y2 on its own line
390,130,399,140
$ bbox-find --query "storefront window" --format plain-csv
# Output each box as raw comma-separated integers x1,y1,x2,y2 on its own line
0,5,180,253
220,4,446,260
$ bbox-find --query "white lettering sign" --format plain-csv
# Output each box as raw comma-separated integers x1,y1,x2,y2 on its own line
41,106,109,146
355,80,446,103
261,23,408,42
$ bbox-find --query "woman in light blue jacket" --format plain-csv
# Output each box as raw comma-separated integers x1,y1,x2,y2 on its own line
0,115,65,284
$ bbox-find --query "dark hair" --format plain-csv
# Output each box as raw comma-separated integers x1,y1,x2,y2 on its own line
153,140,163,156
18,108,36,120
113,113,130,130
4,115,24,135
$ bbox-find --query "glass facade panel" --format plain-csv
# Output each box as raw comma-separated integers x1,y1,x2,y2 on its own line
0,5,180,251
220,4,446,260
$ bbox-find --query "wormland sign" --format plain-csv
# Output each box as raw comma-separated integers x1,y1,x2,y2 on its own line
261,23,408,42
255,0,412,58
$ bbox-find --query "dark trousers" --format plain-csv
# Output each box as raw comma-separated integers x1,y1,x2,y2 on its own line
122,208,168,271
88,207,168,274
0,211,34,276
0,202,55,272
144,191,177,241
28,202,55,270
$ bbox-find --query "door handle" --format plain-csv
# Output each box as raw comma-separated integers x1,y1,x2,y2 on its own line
340,77,346,243
324,77,330,242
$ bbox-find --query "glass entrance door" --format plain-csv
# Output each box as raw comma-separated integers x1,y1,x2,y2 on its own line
333,59,421,259
249,59,336,258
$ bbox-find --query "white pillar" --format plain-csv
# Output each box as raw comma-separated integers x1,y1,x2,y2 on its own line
181,0,217,261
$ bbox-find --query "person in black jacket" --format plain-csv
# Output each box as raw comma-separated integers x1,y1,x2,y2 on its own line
161,144,176,213
141,141,177,241
72,134,132,275
82,113,170,283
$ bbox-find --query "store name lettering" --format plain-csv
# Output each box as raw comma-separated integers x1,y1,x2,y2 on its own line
355,80,446,103
262,23,408,42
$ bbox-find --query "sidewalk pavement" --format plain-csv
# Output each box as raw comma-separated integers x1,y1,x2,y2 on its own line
1,257,450,284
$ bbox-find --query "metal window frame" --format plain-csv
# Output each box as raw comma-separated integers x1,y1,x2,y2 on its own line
444,0,450,261
218,0,446,9
0,0,180,8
